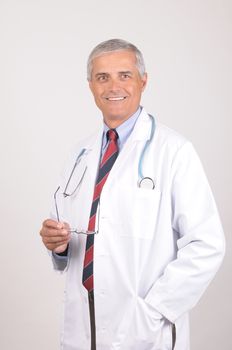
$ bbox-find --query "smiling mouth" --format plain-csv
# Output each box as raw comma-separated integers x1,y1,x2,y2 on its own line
105,96,127,101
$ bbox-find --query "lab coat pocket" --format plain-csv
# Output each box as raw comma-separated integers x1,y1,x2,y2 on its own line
118,187,162,239
118,297,172,350
140,298,173,350
160,319,173,350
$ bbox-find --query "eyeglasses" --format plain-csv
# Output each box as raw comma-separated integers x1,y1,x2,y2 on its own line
53,148,99,236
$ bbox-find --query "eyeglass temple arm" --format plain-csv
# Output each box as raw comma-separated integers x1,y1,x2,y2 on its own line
54,186,61,222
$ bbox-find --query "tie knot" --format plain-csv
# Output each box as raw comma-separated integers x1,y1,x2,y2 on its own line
107,129,118,142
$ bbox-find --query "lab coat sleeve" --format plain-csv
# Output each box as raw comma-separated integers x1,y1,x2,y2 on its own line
48,180,70,273
145,142,225,323
51,251,69,272
48,143,83,273
49,196,70,272
48,192,70,272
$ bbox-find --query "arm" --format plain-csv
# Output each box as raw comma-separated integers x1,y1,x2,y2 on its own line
40,219,71,271
145,142,225,323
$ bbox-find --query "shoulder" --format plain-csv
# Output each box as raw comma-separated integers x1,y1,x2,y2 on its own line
140,112,203,173
60,128,102,177
69,127,102,158
140,108,189,152
153,122,205,179
73,129,102,151
154,122,201,165
155,121,189,150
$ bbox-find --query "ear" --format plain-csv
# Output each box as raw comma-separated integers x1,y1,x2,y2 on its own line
88,80,93,93
141,73,148,92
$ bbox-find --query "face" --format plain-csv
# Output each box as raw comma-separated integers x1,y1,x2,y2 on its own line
89,50,147,127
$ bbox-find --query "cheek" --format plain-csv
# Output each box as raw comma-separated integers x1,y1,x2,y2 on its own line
90,83,102,97
126,83,143,95
91,89,102,103
130,88,143,99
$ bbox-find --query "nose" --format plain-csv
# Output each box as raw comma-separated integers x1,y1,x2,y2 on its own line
107,77,121,92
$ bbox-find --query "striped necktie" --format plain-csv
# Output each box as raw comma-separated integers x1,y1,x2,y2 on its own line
82,129,119,292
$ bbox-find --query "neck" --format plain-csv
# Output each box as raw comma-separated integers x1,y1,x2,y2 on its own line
103,108,140,129
104,119,125,129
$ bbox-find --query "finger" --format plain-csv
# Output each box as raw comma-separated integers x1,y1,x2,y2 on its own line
42,219,65,230
63,222,71,231
42,233,71,244
42,240,69,251
53,244,69,254
40,226,69,238
46,242,68,251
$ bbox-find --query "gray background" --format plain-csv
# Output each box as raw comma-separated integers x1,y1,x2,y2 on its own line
0,0,231,349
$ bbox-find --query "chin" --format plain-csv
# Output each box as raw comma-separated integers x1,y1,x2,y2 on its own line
107,114,126,120
105,108,128,118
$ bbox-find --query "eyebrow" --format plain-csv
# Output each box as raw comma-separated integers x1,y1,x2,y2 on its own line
118,71,133,75
94,71,133,77
95,72,109,77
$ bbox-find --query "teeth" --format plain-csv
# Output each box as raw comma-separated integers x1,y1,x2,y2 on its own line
107,97,125,101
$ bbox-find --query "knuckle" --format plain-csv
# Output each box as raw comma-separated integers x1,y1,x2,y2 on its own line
42,219,49,226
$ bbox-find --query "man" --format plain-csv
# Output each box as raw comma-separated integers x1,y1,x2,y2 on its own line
40,39,225,350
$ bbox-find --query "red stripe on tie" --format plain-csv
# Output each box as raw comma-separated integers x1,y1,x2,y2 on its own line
88,214,96,231
83,245,94,267
93,173,109,201
83,274,94,292
101,143,118,168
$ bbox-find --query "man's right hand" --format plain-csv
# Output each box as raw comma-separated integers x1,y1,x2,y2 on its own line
40,219,71,254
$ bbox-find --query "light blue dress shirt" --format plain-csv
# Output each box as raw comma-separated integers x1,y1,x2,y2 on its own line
101,106,141,156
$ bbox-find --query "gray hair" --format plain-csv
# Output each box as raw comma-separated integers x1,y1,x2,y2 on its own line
87,38,146,81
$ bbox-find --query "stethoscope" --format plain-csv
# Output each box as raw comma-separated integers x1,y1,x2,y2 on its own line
137,114,156,190
61,114,156,197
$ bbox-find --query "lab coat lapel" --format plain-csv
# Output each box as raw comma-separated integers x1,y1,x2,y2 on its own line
82,128,103,189
103,108,151,184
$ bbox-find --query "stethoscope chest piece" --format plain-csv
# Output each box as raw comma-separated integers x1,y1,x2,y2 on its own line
138,177,155,190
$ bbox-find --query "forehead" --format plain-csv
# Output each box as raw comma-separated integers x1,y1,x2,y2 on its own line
91,50,138,73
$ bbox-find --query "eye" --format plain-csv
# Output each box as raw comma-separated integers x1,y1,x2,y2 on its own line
120,73,131,80
96,74,108,82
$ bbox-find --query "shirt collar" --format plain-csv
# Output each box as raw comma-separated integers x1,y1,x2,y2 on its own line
102,106,142,151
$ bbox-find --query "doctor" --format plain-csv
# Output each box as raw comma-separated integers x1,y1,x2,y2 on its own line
40,39,225,350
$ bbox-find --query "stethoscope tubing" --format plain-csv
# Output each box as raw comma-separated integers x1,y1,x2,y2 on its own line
138,114,156,188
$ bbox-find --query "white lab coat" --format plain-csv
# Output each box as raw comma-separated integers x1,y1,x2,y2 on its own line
51,108,225,350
